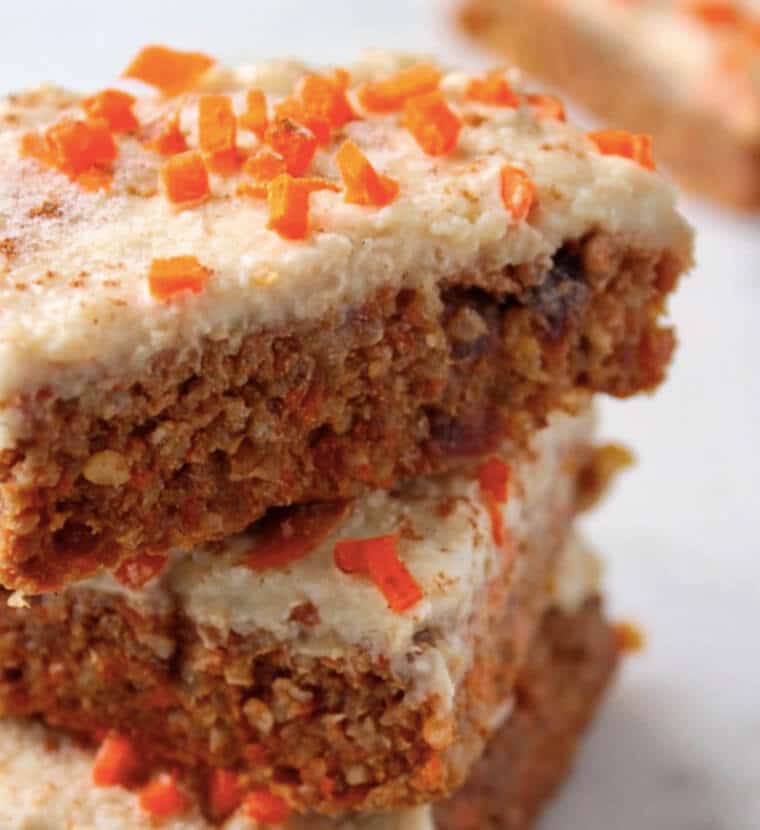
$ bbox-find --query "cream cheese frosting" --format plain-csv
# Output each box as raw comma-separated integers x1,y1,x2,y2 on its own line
0,51,689,446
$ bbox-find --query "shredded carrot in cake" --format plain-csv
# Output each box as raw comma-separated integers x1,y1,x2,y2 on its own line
114,554,168,589
148,255,211,299
198,94,240,173
139,772,189,819
588,129,655,170
92,734,139,788
245,788,293,824
525,93,566,122
266,119,318,176
404,91,462,156
247,502,350,571
267,173,339,240
359,62,443,113
500,165,537,223
160,150,210,206
466,70,519,107
336,139,399,207
477,458,511,503
145,112,188,156
209,769,244,820
123,44,215,96
239,88,269,137
82,89,138,133
237,149,287,198
334,534,423,612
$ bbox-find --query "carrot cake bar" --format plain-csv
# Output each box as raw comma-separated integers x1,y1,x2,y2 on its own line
0,593,619,830
0,48,691,592
0,411,592,817
458,0,760,208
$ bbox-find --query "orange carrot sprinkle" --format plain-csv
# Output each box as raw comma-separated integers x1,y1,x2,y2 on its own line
403,92,462,156
686,0,742,27
274,96,331,146
266,119,318,176
82,89,138,133
114,554,168,589
20,131,56,168
245,788,293,824
92,734,139,788
239,88,269,137
465,71,519,107
333,67,352,90
123,44,215,96
139,772,189,819
146,112,188,156
500,165,537,223
477,458,511,503
160,150,210,206
525,93,566,122
336,139,399,207
588,129,656,170
614,620,646,653
267,173,339,240
334,534,423,613
358,62,443,113
209,769,243,821
198,94,239,172
39,118,117,176
299,73,355,131
238,149,288,198
149,255,211,300
247,502,350,572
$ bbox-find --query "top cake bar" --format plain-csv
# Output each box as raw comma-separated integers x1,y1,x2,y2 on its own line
0,48,691,592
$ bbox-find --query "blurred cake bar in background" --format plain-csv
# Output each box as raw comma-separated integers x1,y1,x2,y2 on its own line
0,49,691,593
458,0,760,209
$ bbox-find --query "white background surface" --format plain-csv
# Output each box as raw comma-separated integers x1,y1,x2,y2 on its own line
1,2,759,828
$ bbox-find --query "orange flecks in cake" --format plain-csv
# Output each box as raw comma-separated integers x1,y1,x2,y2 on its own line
139,772,189,819
82,89,138,133
198,94,240,173
148,255,211,299
114,554,168,589
239,88,269,137
92,734,139,788
247,502,350,571
685,0,742,27
266,119,318,176
334,534,423,612
466,70,519,107
358,62,443,113
267,173,339,240
160,150,211,206
145,112,188,156
336,139,399,207
588,129,656,170
477,457,511,503
237,149,287,198
500,165,537,223
404,91,462,156
208,769,244,821
525,93,566,122
614,620,646,653
244,789,292,825
123,44,215,96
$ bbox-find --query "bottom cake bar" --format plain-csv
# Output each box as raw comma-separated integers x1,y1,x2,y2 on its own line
0,586,619,830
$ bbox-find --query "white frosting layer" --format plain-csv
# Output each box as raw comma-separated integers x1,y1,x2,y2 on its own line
0,52,689,446
79,409,594,708
553,0,760,137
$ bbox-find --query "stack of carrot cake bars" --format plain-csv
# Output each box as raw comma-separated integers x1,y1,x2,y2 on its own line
0,47,691,828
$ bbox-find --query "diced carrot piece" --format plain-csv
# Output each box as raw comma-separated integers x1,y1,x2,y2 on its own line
335,139,399,207
238,149,287,198
588,129,656,170
82,89,138,133
275,96,332,146
139,772,189,819
247,502,350,571
686,0,742,27
299,73,355,131
244,788,292,824
20,131,55,167
47,118,117,176
92,734,139,788
334,534,423,612
123,44,215,96
465,71,519,107
359,62,443,113
333,67,352,90
500,165,536,223
198,94,240,172
149,255,211,299
114,554,168,589
477,458,511,503
160,150,210,205
525,93,566,122
74,167,113,192
266,119,318,176
146,112,188,156
209,769,243,820
403,92,462,156
267,173,339,240
239,88,269,137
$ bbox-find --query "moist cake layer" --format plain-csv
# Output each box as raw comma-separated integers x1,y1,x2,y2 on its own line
0,413,593,816
0,598,619,829
0,51,691,592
